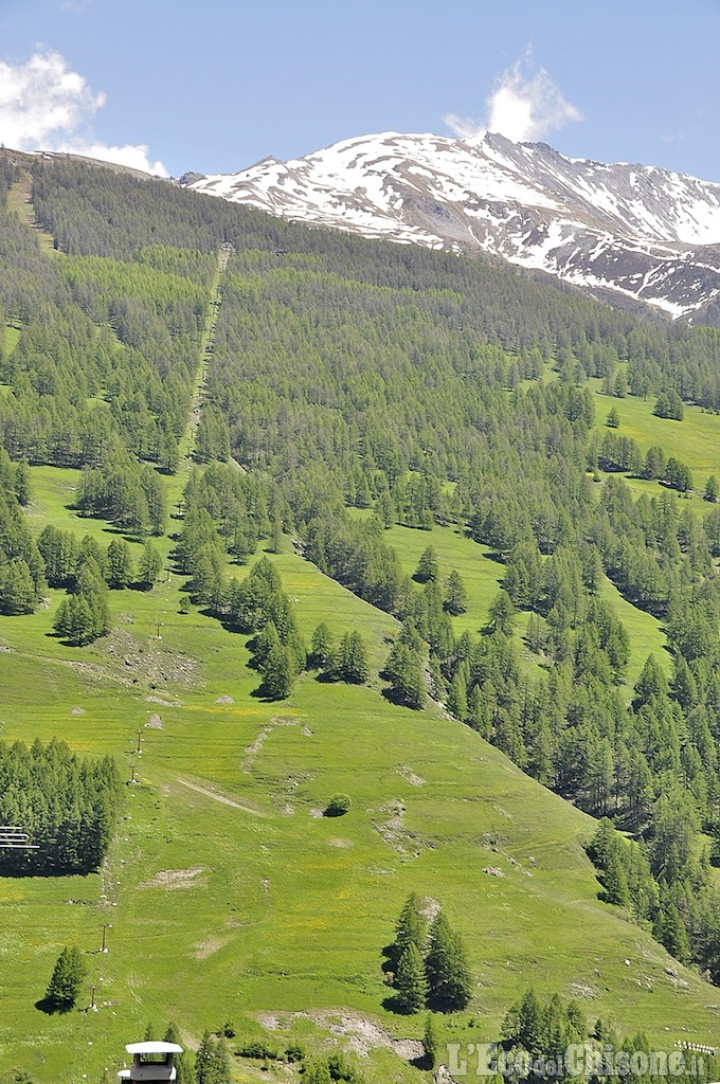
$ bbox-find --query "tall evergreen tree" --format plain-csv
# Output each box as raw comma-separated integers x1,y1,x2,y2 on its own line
384,640,426,709
262,642,293,700
106,538,134,588
45,945,86,1009
424,910,472,1012
337,629,369,684
394,942,428,1013
138,540,163,588
414,546,439,583
194,1032,214,1084
164,1022,191,1084
393,892,427,962
423,1013,439,1069
444,569,468,615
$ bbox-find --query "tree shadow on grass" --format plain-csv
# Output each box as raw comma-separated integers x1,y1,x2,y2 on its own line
249,682,285,703
380,943,397,977
35,996,72,1015
381,992,426,1015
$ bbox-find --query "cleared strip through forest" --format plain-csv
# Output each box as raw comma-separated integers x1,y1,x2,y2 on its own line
167,245,229,516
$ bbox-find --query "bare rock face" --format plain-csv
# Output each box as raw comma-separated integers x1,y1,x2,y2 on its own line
184,131,720,325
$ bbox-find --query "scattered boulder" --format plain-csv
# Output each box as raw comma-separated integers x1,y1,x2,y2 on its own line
146,714,163,729
214,695,235,705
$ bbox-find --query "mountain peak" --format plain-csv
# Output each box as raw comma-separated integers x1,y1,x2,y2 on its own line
183,131,720,324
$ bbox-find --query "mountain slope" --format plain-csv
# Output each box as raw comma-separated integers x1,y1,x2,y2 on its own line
5,153,720,1081
183,131,720,324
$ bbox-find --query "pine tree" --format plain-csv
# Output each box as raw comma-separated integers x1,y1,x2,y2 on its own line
515,988,543,1055
488,590,516,635
164,1022,191,1084
160,431,180,474
194,1032,214,1084
394,892,427,963
210,1038,231,1084
385,641,425,709
414,545,439,583
653,903,690,963
425,911,472,1012
262,642,293,700
395,942,428,1012
602,848,630,906
705,475,720,502
106,538,134,589
138,541,163,588
53,597,72,638
310,621,334,669
68,595,94,646
0,558,37,615
447,671,468,720
423,1013,439,1068
338,629,368,683
45,945,86,1009
444,569,468,615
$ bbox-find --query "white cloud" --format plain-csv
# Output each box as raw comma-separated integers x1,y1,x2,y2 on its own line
0,50,167,176
54,139,168,176
444,57,582,146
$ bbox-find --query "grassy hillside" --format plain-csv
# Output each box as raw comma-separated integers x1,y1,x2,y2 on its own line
3,156,720,1083
0,467,716,1083
590,373,720,503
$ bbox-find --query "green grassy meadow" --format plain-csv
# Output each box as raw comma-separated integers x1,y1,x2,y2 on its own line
378,518,668,690
0,459,717,1083
0,280,715,1081
590,374,720,504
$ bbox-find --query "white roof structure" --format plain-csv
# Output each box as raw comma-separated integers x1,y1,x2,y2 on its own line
125,1043,183,1056
118,1041,183,1082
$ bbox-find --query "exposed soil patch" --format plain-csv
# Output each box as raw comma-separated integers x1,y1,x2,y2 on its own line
418,896,441,924
243,715,299,773
140,867,206,889
397,765,425,786
257,1009,424,1061
193,934,232,960
371,799,433,859
102,628,198,688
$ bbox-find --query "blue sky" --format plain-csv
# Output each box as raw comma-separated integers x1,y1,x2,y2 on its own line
1,0,720,182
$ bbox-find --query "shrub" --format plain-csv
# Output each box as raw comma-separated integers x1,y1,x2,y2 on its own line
325,793,351,817
235,1039,278,1060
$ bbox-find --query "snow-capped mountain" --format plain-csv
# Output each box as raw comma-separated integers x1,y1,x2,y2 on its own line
182,131,720,324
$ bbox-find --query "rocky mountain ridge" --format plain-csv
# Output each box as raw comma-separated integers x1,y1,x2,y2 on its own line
181,130,720,324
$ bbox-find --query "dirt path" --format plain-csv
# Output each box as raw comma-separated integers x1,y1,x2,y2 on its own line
176,777,269,817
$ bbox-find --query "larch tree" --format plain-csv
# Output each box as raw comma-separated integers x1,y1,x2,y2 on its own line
424,910,472,1012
